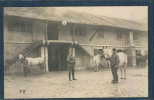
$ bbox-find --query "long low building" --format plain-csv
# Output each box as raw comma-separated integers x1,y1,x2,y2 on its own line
4,7,148,73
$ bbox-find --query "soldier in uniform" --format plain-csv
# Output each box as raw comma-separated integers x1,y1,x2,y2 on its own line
19,53,30,76
110,48,120,84
67,44,77,81
22,57,30,76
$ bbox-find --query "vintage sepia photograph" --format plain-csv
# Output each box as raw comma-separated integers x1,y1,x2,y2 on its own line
4,6,148,98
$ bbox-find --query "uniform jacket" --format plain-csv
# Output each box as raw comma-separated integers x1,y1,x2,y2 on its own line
110,53,120,67
67,54,76,66
23,59,29,67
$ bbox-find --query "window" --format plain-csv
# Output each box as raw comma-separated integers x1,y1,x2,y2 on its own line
75,27,86,36
117,31,122,40
8,19,32,33
133,33,138,40
26,22,32,33
8,20,15,31
21,21,26,32
70,26,86,36
98,29,104,38
70,26,74,35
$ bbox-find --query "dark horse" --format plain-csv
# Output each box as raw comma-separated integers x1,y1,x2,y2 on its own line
136,54,148,68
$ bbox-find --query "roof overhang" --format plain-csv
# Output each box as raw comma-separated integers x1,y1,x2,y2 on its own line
4,13,148,32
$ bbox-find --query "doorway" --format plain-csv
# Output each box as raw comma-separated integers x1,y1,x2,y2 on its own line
47,24,59,40
48,44,69,71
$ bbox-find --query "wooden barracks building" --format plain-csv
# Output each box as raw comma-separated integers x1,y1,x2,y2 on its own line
4,7,148,73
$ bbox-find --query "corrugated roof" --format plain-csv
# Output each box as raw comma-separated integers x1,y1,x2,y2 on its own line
4,7,147,31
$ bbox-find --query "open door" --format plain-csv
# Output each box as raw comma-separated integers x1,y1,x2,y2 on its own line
48,46,60,71
48,44,69,71
59,44,69,70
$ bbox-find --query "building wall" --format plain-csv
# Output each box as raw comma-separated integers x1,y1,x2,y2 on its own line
32,20,45,41
59,24,148,68
83,26,126,46
59,24,74,41
4,17,44,61
134,32,148,47
4,17,147,52
4,17,148,71
59,23,148,48
4,17,33,42
4,17,49,74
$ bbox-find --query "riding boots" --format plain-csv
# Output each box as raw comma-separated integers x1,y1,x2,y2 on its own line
68,72,77,81
72,71,77,80
69,73,72,81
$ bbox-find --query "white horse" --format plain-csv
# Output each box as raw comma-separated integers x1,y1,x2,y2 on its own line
19,54,45,72
103,49,127,79
93,54,101,72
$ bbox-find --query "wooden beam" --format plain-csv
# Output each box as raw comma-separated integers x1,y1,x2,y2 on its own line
45,21,48,41
58,47,61,71
73,24,75,42
4,41,32,44
90,29,99,41
44,21,48,72
47,40,75,44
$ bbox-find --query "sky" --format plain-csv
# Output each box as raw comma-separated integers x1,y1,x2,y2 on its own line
55,6,148,23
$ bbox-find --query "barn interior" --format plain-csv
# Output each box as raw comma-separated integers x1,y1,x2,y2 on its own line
48,43,70,71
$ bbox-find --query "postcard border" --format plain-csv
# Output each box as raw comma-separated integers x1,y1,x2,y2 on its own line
0,0,153,100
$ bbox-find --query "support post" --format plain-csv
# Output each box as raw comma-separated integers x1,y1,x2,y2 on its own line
43,21,49,72
41,44,48,72
59,47,61,71
128,31,136,66
45,46,48,72
73,24,75,42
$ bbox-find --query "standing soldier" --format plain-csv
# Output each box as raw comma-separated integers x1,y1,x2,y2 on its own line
110,48,119,84
19,53,30,76
23,57,30,76
67,43,77,81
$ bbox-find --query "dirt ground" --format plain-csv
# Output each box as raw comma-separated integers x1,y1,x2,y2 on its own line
4,67,148,98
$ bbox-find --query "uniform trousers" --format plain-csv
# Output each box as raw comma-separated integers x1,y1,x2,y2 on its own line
111,65,118,82
68,63,75,80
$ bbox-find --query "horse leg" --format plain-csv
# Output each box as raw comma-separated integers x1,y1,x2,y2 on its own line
42,64,45,74
40,64,44,75
120,68,123,79
39,64,42,74
124,68,126,79
96,66,98,72
136,62,138,68
141,62,144,68
107,61,110,68
138,62,140,68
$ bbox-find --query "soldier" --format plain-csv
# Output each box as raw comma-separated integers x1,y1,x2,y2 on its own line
67,44,77,81
19,53,30,76
110,48,120,84
22,57,30,76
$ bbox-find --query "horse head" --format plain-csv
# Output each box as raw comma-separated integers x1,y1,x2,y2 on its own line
19,53,25,60
103,49,112,59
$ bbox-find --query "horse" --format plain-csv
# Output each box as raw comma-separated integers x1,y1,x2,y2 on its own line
93,54,101,72
103,49,127,79
136,54,148,68
19,53,45,73
99,56,110,69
